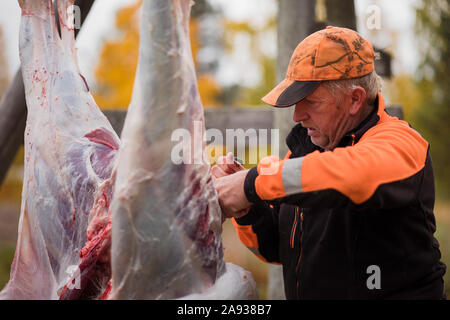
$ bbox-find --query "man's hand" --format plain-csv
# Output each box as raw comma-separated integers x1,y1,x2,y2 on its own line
211,152,251,221
211,152,245,178
214,170,252,220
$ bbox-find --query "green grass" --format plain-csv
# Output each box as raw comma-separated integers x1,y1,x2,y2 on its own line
0,245,15,290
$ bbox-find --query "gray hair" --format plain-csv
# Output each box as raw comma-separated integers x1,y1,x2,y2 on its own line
321,71,383,106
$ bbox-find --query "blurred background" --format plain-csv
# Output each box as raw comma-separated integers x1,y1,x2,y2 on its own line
0,0,449,299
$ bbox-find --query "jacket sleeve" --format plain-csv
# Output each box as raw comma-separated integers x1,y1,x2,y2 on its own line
244,120,430,209
232,151,295,263
232,201,281,264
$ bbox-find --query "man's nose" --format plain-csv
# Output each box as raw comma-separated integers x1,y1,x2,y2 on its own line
293,102,309,122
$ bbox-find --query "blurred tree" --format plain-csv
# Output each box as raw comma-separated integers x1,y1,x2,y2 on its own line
223,17,277,106
190,3,223,108
386,74,423,120
93,0,221,109
414,0,450,197
324,0,356,30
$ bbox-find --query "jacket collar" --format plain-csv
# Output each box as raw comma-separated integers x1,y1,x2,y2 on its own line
286,93,383,158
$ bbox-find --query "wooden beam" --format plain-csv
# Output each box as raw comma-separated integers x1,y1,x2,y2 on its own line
0,0,96,185
204,107,273,132
104,107,275,145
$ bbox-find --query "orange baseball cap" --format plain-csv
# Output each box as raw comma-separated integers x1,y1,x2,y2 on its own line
262,26,375,107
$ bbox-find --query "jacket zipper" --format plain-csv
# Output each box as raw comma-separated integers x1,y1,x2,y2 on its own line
296,210,304,298
290,207,299,248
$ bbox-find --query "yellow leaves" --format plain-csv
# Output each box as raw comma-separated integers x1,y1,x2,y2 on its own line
93,0,221,109
198,74,221,108
236,55,275,106
190,19,199,67
222,14,276,107
385,74,423,120
225,21,255,34
93,1,140,110
116,0,142,31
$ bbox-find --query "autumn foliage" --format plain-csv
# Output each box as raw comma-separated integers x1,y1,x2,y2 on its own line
93,0,221,109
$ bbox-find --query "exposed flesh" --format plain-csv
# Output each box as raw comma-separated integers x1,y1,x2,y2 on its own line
0,0,118,299
110,0,256,300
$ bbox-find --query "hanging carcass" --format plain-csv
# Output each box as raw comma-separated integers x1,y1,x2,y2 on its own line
0,0,119,299
1,0,257,300
110,0,256,300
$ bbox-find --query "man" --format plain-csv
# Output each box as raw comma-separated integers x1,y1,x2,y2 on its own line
213,26,446,299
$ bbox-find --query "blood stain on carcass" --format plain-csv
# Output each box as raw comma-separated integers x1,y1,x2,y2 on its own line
190,172,202,196
79,74,90,92
195,204,214,247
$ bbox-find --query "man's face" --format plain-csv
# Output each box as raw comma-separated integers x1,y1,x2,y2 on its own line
293,84,352,150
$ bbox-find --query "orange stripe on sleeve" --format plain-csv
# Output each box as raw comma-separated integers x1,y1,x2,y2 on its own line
301,120,428,204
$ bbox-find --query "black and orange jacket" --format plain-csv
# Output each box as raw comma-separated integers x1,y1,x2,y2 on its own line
234,93,446,299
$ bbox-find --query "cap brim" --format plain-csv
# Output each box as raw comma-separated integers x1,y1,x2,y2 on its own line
262,79,321,108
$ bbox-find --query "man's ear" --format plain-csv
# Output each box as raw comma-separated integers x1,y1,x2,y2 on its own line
349,87,366,115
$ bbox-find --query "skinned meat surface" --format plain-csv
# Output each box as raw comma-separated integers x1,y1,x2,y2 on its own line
0,0,119,299
110,0,257,300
